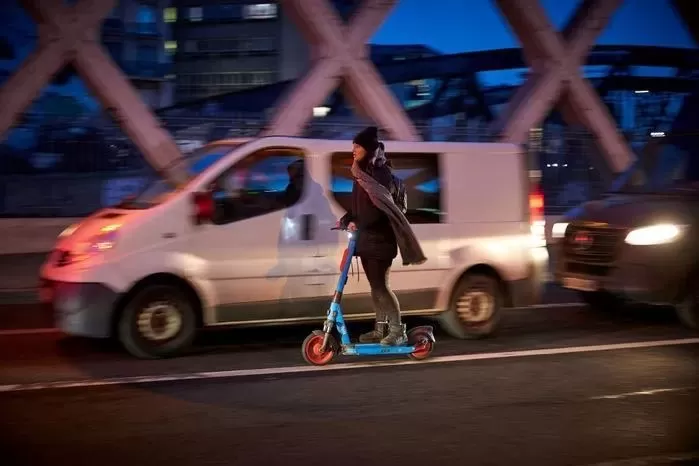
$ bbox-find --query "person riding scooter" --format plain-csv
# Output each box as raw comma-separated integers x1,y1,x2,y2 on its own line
338,126,427,346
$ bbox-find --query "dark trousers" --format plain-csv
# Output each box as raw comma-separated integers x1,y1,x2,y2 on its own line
360,256,401,327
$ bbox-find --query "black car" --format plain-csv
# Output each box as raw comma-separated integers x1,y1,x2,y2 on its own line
551,138,699,331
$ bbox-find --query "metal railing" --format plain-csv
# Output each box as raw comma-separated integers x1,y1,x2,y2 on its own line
0,113,610,217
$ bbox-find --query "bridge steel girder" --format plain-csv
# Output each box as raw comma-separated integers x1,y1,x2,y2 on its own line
0,0,186,183
491,0,635,175
671,0,699,46
261,0,420,141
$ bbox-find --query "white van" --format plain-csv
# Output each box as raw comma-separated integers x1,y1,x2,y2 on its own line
39,137,548,359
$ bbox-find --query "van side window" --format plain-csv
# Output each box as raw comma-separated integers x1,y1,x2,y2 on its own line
329,152,443,224
210,147,305,225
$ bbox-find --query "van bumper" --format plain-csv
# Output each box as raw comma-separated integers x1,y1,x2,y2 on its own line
508,247,548,308
40,278,119,338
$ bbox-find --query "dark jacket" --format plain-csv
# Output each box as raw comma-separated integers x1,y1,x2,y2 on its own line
341,162,398,261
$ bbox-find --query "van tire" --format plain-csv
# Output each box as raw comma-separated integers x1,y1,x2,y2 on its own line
118,284,197,359
676,273,699,331
439,273,502,339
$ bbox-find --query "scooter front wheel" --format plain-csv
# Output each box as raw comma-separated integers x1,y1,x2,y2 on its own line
408,327,435,361
302,330,338,366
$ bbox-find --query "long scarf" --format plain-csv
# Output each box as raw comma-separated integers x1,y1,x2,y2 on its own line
350,160,427,266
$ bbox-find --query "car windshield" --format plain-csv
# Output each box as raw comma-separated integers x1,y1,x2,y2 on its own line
612,137,699,194
117,142,246,209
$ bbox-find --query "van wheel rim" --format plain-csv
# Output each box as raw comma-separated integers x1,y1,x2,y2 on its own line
137,302,183,342
456,291,494,323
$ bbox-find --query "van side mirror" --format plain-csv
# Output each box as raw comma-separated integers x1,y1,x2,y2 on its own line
192,191,215,225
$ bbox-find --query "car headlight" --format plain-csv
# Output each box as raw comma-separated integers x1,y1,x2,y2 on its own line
624,224,685,246
71,225,121,263
552,222,569,239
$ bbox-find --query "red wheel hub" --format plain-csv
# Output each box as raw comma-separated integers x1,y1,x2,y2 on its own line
304,335,334,365
411,337,432,359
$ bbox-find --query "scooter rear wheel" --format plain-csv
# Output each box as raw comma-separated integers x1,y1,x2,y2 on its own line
408,329,434,361
302,331,337,366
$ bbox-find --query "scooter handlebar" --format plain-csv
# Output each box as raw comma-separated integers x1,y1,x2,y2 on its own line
331,225,358,233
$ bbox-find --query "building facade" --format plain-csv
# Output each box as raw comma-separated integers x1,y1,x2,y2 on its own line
102,0,176,109
168,1,288,102
166,1,371,103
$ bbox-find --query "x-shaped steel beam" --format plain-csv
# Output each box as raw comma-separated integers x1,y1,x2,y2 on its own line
0,0,186,183
262,0,420,141
491,0,635,174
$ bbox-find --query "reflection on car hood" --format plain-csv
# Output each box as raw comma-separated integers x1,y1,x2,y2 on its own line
567,194,694,228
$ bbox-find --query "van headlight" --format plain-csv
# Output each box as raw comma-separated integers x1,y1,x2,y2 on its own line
624,224,685,246
552,222,569,239
71,225,121,263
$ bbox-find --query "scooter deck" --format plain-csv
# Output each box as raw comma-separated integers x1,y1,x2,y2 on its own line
342,343,417,356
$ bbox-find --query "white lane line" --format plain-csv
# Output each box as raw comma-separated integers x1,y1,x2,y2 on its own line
590,386,696,400
511,302,584,310
580,451,699,466
0,302,586,337
1,337,698,394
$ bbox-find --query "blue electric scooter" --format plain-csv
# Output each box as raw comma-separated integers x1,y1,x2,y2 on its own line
301,226,435,366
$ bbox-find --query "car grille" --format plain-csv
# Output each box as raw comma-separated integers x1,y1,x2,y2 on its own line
563,224,626,271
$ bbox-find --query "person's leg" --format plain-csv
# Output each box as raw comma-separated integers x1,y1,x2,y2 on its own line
358,256,388,343
361,256,406,346
375,259,406,346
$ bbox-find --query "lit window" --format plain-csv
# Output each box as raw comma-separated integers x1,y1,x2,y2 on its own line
189,6,203,21
164,41,177,54
163,7,177,23
243,3,277,19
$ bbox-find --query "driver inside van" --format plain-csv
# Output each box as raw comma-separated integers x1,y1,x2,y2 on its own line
282,159,304,207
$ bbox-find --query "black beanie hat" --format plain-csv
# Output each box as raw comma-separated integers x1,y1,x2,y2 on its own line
353,126,379,154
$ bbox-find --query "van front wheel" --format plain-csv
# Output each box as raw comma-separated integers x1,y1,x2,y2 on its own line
118,284,197,359
439,273,502,339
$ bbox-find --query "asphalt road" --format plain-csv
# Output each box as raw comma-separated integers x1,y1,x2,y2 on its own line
1,300,698,466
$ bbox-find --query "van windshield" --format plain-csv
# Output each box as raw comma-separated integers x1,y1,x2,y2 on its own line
612,138,699,194
117,143,245,209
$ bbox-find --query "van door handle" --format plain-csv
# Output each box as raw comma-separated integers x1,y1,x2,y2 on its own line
300,213,316,241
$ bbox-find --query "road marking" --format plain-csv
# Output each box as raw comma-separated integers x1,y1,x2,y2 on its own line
1,337,698,394
590,386,696,400
580,451,699,466
511,302,584,310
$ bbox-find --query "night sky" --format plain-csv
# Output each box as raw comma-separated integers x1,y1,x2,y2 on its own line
375,0,693,54
0,0,694,101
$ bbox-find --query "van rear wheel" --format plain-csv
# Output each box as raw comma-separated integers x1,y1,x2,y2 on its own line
439,273,502,339
118,284,197,359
